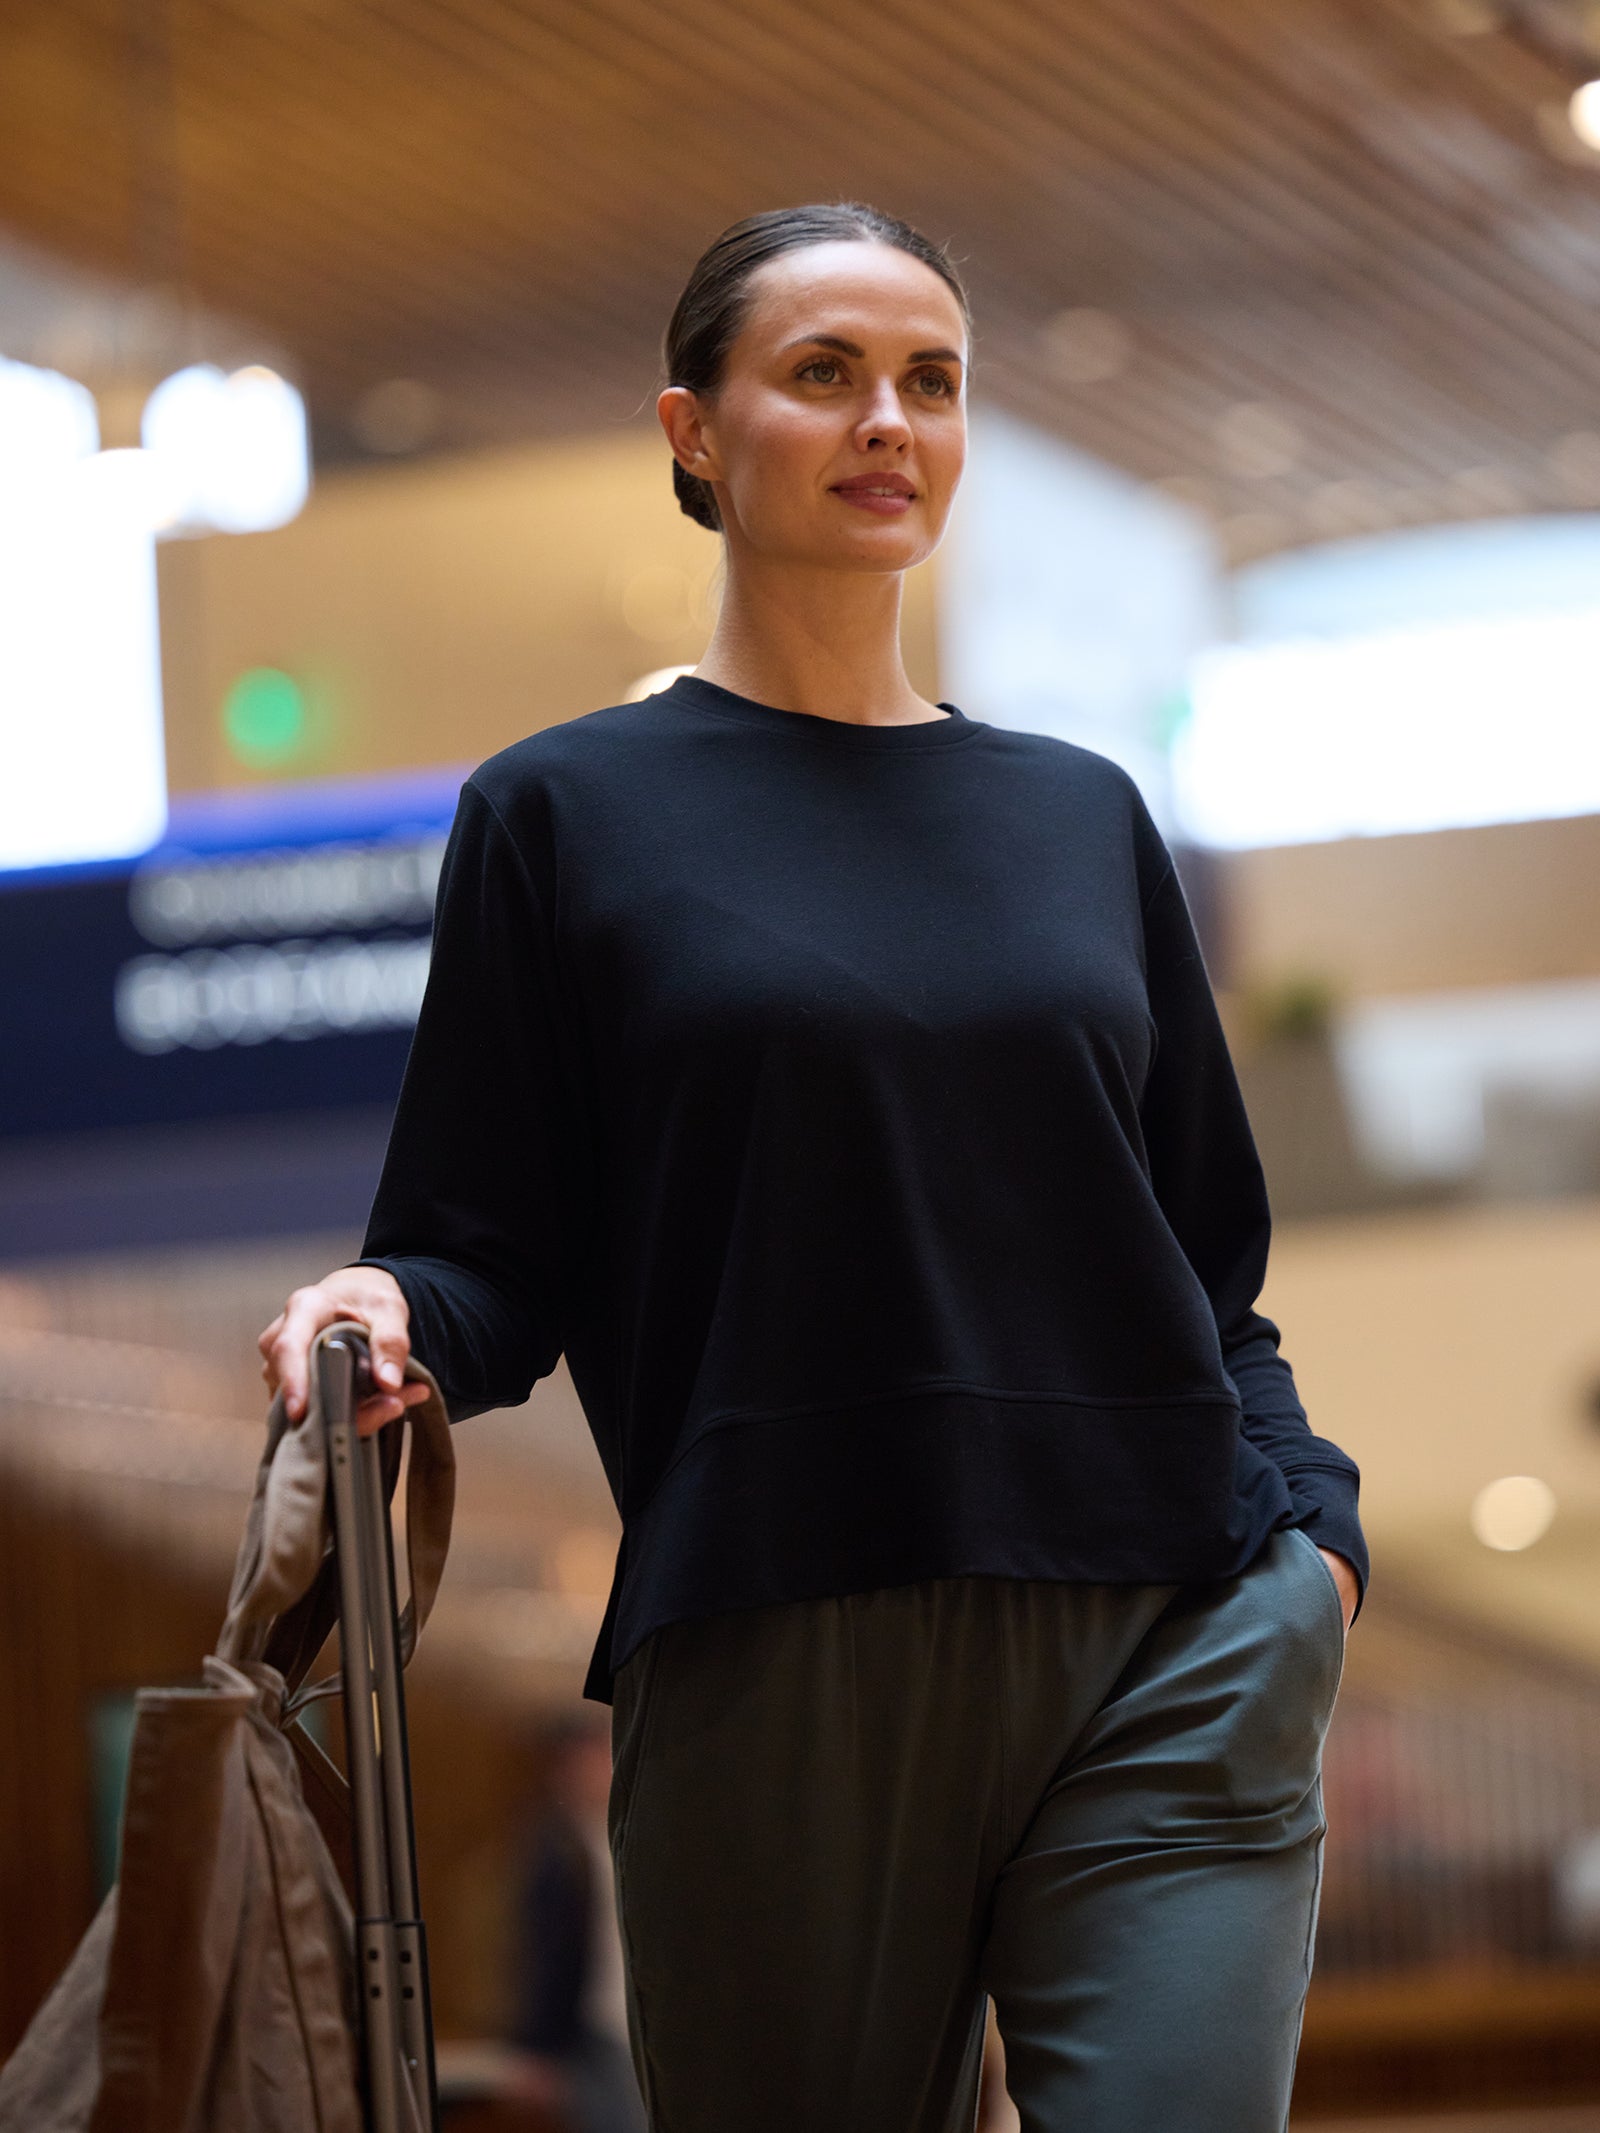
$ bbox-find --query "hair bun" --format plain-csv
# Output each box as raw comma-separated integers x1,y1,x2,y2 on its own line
672,459,723,533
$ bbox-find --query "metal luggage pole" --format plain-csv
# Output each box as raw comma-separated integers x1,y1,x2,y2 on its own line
320,1329,441,2133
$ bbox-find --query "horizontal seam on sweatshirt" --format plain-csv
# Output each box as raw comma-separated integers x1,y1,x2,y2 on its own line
693,1378,1239,1429
628,1379,1242,1515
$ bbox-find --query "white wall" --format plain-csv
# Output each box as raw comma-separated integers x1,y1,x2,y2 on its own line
937,401,1225,835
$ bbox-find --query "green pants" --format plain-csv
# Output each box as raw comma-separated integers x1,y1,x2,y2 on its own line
608,1524,1347,2133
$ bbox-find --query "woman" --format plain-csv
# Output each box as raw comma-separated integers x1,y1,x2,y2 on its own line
261,201,1366,2133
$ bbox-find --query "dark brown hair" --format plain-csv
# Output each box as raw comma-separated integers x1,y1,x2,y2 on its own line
662,202,972,534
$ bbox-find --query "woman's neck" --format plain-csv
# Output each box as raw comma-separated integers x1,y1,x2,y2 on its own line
691,551,943,728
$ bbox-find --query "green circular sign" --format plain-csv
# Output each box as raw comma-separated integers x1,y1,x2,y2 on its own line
222,667,307,766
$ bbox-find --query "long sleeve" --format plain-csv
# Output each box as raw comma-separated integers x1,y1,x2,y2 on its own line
353,777,600,1419
1137,852,1369,1616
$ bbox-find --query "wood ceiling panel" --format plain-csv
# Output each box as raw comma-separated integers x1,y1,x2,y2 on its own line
2,0,1598,559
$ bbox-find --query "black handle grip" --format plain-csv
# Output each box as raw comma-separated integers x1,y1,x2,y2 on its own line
323,1323,376,1405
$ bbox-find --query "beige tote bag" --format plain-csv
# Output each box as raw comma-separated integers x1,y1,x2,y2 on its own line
0,1325,455,2133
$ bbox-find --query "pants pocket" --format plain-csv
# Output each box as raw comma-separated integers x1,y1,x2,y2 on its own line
1285,1525,1349,1683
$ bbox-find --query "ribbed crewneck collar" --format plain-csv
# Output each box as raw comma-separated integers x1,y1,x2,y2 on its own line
659,672,983,751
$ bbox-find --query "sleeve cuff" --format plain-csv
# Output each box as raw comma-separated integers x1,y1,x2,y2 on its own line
1284,1470,1369,1622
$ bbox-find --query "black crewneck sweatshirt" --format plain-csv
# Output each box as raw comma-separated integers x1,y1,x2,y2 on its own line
358,672,1367,1701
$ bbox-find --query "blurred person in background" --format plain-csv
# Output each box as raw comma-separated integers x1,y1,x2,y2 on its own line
502,1712,645,2133
261,201,1366,2132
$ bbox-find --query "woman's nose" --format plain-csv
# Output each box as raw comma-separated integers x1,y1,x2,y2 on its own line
854,377,913,450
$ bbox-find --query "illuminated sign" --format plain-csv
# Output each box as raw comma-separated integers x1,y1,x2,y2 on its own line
0,769,463,1139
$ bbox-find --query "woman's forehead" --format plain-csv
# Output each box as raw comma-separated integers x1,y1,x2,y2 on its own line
738,242,967,348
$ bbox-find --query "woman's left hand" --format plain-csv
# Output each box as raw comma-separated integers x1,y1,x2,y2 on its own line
1316,1546,1360,1636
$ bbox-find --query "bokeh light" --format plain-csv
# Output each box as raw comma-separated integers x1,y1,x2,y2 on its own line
221,667,310,768
141,362,310,535
1470,1474,1557,1552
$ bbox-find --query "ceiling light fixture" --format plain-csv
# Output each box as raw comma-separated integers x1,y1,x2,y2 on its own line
1570,78,1600,150
140,362,309,534
1041,308,1132,386
1214,402,1304,481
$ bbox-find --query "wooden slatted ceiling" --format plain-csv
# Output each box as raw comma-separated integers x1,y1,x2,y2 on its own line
3,0,1600,561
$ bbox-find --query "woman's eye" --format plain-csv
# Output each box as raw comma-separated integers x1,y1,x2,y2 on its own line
796,359,957,396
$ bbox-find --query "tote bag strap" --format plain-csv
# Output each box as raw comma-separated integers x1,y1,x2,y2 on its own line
215,1320,456,1706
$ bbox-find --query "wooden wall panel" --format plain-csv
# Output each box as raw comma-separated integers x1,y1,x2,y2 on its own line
1223,811,1600,997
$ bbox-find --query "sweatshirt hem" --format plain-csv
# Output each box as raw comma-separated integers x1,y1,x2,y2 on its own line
584,1388,1302,1701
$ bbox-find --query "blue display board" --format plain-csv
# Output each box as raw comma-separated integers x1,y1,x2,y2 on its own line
0,767,466,1141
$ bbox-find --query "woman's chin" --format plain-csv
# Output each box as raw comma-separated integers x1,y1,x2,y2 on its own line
735,512,938,576
807,523,934,574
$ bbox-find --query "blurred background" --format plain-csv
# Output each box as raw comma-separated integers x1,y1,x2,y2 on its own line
4,0,1600,2126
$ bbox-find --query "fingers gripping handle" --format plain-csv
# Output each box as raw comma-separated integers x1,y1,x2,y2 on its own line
216,1321,455,1692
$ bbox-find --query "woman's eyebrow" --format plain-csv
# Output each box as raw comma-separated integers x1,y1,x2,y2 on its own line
781,333,964,364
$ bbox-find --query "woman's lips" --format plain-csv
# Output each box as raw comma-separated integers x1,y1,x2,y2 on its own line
829,484,915,515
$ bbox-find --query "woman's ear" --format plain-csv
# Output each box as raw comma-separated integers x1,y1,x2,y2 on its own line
657,384,719,483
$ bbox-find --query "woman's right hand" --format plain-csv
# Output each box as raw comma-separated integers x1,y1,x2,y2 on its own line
257,1265,430,1439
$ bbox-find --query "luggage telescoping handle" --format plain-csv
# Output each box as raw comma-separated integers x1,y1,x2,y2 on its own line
319,1327,441,2133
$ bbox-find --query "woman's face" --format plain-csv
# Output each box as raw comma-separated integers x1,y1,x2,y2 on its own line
660,240,968,573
